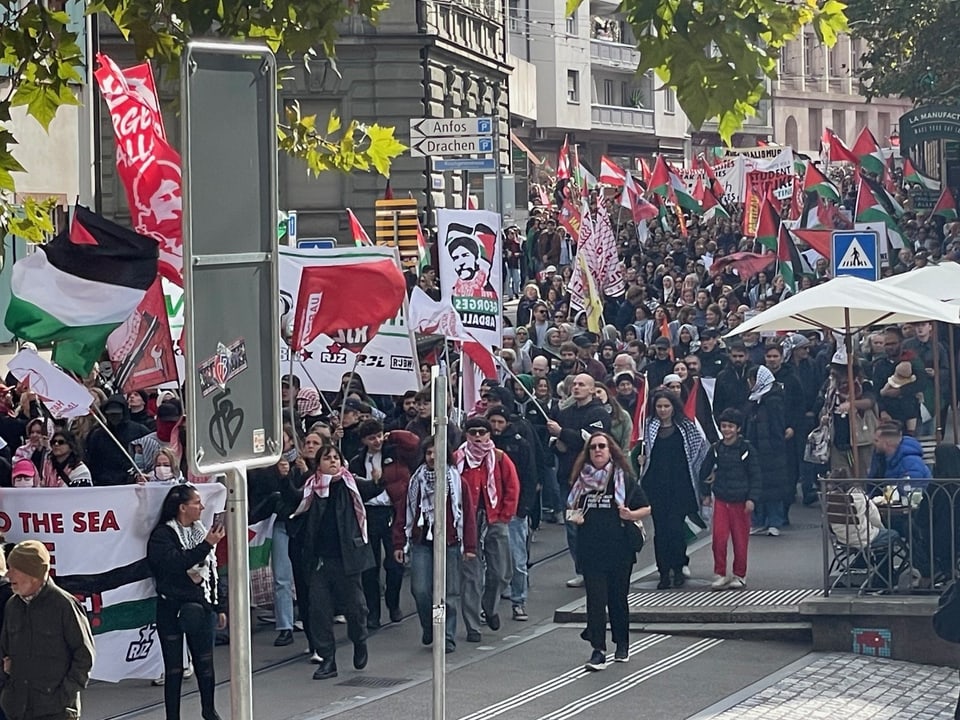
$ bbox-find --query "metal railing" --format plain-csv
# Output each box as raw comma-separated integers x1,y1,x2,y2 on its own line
819,477,960,596
590,104,655,132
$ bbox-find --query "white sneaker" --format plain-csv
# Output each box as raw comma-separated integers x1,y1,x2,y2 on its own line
183,663,194,679
767,527,781,537
710,575,731,590
728,576,746,590
334,614,347,624
681,566,691,578
749,526,768,536
566,575,584,588
310,651,322,664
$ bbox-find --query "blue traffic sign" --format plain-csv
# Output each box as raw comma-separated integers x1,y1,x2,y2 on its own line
831,231,880,281
477,118,492,134
434,158,496,172
297,238,337,249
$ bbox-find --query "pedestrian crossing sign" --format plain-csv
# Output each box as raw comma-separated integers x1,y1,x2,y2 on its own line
831,231,880,281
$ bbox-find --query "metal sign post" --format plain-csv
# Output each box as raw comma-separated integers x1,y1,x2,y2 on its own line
431,368,447,720
181,41,282,720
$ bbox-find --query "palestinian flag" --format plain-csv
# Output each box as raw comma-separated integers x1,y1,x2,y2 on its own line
933,187,958,221
803,162,840,201
700,159,725,199
851,127,885,176
777,223,804,292
347,208,373,246
855,177,906,248
821,128,857,164
902,158,941,192
649,155,703,213
754,193,782,252
5,206,157,376
701,187,730,222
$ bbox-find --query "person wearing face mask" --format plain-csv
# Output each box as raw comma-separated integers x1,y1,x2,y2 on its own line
136,400,183,473
150,448,182,482
10,459,38,488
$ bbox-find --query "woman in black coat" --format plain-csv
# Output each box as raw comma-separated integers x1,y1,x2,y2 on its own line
744,366,789,536
146,485,226,720
567,431,650,671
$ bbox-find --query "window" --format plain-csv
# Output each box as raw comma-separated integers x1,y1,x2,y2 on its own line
567,70,580,103
878,112,891,138
508,0,520,33
808,108,822,142
832,109,846,140
621,81,630,107
603,79,615,105
664,87,675,114
566,11,577,36
856,111,868,134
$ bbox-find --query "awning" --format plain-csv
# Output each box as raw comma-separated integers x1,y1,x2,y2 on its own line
511,131,543,165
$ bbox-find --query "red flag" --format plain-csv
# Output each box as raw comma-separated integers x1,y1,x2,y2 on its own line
701,159,725,199
384,180,394,200
622,173,659,223
822,128,858,164
346,208,373,246
790,228,832,258
882,155,897,195
557,135,571,180
629,376,648,447
709,251,775,280
558,198,582,239
639,158,652,186
464,341,497,379
291,257,406,352
684,377,700,420
106,278,179,392
599,155,627,186
692,174,705,203
95,54,182,285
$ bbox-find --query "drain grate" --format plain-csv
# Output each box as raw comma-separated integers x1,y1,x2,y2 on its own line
337,676,410,689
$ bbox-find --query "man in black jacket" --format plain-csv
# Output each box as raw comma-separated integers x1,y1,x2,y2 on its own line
86,394,150,485
696,328,729,379
646,337,675,389
488,406,537,621
546,374,611,587
713,342,752,420
764,342,804,510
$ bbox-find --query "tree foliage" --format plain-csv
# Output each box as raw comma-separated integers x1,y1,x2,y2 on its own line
846,0,960,104
568,0,849,142
1,0,402,241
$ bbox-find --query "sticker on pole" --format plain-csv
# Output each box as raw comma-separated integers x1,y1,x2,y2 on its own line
198,339,248,396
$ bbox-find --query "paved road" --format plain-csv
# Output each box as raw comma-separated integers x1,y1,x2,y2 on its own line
82,506,960,720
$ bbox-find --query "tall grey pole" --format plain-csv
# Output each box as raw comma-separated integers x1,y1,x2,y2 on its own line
431,369,448,720
226,465,254,720
494,112,504,226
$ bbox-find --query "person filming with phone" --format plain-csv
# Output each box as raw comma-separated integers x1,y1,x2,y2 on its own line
147,485,227,720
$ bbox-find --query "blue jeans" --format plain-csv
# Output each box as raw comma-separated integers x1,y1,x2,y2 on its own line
410,544,461,645
753,501,785,530
508,516,529,606
504,267,522,297
271,520,295,632
541,465,562,513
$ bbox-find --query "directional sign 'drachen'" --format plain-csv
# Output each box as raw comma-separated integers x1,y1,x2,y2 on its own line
409,117,493,158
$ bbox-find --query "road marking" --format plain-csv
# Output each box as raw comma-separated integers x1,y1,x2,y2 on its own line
456,634,670,720
535,638,725,720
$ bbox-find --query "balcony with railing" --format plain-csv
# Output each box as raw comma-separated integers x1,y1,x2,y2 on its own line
590,39,640,71
591,104,654,132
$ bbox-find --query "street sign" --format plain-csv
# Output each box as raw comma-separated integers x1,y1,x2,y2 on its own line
286,210,298,245
375,198,420,269
297,237,336,249
434,158,496,172
410,117,492,138
832,230,880,281
410,136,493,158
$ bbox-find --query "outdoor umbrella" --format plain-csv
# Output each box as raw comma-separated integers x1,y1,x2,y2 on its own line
725,275,960,475
880,264,960,441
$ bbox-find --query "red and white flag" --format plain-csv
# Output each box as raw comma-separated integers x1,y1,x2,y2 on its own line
622,173,659,224
599,155,627,186
95,54,182,285
557,135,571,180
291,254,406,353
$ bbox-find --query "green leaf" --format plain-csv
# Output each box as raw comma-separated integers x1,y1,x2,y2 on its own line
326,110,342,136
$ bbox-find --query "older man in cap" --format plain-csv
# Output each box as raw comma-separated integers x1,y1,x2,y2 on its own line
0,540,95,720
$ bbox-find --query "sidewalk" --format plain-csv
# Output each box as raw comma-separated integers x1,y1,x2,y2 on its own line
690,652,959,719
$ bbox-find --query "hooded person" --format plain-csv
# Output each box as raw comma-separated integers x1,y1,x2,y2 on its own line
743,366,790,536
85,394,151,485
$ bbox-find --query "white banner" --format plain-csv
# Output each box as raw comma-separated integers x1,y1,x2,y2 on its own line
0,484,226,682
437,209,503,348
278,246,419,396
7,350,93,418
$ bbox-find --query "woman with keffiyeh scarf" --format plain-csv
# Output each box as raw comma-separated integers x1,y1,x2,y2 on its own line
147,484,226,720
639,390,709,590
567,431,650,671
393,436,477,654
293,443,380,681
744,365,790,536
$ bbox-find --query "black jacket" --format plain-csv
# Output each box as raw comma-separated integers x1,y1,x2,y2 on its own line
147,524,225,612
553,398,611,486
771,364,804,433
86,395,150,485
699,437,762,504
713,364,752,420
493,427,538,518
743,386,791,501
302,476,380,576
696,347,729,379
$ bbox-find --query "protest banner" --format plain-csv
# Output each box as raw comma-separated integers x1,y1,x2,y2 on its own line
278,246,418,396
437,209,503,348
0,484,226,682
7,350,93,418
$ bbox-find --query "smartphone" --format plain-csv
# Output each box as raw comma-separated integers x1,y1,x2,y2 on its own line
212,512,226,532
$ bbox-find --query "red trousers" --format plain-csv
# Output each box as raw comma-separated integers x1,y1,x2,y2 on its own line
712,499,751,578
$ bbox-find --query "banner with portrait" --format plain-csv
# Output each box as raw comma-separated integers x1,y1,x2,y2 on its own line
437,209,503,348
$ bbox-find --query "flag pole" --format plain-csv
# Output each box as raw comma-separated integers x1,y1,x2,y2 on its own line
494,356,551,422
338,354,362,436
91,407,147,481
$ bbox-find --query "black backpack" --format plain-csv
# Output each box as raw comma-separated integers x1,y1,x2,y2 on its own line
933,580,960,643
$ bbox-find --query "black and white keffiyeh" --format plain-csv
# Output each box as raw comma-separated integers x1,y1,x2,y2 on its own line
406,464,464,551
168,519,219,607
